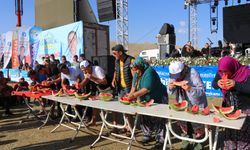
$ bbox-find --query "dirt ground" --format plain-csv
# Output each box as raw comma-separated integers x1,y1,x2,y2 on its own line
0,97,223,150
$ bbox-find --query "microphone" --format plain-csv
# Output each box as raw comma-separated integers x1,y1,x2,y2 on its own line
207,38,213,45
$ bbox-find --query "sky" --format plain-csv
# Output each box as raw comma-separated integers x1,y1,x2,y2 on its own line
0,0,248,48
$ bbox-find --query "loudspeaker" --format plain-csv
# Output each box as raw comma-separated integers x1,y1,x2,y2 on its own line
97,0,116,22
159,23,175,35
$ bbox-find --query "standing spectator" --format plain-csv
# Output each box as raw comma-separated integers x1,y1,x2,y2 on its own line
212,56,250,150
111,44,134,132
61,55,71,67
112,44,134,97
71,55,80,68
128,57,168,149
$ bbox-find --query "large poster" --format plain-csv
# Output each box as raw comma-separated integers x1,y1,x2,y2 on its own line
3,31,13,68
0,33,6,62
36,21,83,63
17,26,32,66
29,26,43,68
154,66,222,97
12,28,19,68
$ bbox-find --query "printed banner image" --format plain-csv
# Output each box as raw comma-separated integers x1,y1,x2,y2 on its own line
36,21,83,63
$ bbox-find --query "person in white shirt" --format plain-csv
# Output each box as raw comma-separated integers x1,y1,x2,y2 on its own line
78,60,110,126
59,64,83,86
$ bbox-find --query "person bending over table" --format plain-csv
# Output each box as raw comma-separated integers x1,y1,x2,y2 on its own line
168,61,208,150
212,56,250,150
77,60,110,126
128,57,168,149
51,64,84,120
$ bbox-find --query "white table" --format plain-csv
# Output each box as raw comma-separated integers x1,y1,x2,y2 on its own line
43,96,138,149
42,95,90,142
135,104,246,150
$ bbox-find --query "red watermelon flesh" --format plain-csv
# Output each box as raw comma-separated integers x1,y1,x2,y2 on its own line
170,100,188,111
212,104,234,114
221,109,241,120
222,74,229,90
191,104,199,113
200,106,210,115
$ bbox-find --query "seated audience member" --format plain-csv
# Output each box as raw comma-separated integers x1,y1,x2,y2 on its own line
0,78,13,117
201,43,210,57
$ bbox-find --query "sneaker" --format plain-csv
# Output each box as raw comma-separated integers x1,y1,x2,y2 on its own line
154,141,163,149
141,136,152,144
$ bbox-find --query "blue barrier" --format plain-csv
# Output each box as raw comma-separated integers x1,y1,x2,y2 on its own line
154,66,222,97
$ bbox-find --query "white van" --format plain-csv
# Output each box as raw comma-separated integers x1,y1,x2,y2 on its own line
139,49,159,61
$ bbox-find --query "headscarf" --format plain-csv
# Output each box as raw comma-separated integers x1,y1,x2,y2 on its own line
218,56,250,83
218,56,250,97
130,56,149,71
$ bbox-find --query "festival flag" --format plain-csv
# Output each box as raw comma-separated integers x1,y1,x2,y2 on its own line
3,31,13,68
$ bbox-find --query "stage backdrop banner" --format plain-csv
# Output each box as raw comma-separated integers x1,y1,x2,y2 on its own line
3,31,13,68
0,33,6,61
36,21,83,63
12,28,20,68
17,26,32,66
154,66,222,97
29,26,43,68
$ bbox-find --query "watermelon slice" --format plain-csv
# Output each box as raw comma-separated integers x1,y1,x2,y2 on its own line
222,74,229,90
220,109,241,120
136,99,154,107
99,92,113,101
200,106,210,115
64,88,76,96
169,100,188,111
119,96,131,105
212,104,234,114
191,104,199,114
52,89,64,97
173,81,188,87
74,92,91,100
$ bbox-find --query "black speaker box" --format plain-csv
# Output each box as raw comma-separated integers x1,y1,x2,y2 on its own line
159,23,175,35
97,0,116,22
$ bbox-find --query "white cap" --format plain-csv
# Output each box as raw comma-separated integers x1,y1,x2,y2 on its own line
169,61,184,79
80,60,90,68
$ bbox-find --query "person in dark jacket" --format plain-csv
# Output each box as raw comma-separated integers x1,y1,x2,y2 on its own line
212,56,250,150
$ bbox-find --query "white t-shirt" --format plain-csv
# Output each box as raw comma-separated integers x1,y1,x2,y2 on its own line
61,66,83,85
85,66,105,84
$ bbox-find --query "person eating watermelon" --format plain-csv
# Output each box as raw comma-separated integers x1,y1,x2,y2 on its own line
168,61,208,149
128,56,168,149
212,56,250,150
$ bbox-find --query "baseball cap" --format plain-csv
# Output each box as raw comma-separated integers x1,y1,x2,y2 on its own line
112,44,127,52
169,61,184,80
80,60,90,68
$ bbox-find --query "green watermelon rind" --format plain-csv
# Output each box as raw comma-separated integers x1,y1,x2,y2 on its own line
74,93,91,100
52,90,64,97
99,96,113,101
219,109,241,120
212,104,234,114
169,101,188,111
119,100,130,105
